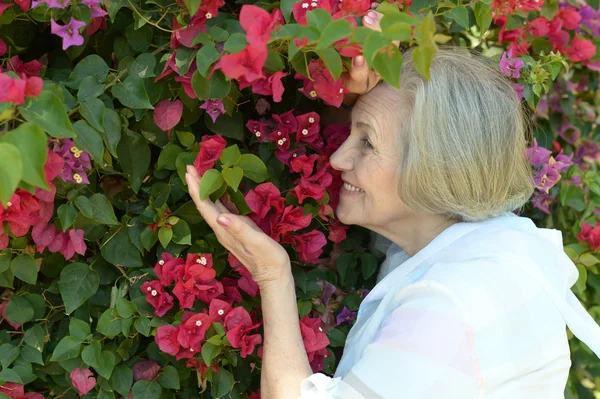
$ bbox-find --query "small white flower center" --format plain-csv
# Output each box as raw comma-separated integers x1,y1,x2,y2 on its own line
309,117,314,123
311,2,317,6
310,90,317,97
206,12,213,18
302,129,309,135
6,202,11,207
339,88,343,94
190,348,194,351
158,260,165,265
302,2,309,7
318,327,323,332
147,286,152,292
277,139,284,145
151,290,157,296
277,131,282,136
218,309,224,315
196,320,202,327
255,132,261,137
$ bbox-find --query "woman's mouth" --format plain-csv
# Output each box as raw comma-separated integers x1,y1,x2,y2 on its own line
342,182,364,193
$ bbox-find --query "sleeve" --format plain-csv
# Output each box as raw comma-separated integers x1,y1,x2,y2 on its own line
298,281,484,399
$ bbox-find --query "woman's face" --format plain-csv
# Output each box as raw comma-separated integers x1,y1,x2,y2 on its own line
330,85,409,231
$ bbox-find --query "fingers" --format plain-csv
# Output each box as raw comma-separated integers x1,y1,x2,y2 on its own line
362,10,382,31
185,165,221,226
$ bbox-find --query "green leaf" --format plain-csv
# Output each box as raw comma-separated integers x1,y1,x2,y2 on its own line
363,31,391,65
97,308,122,338
0,369,23,384
192,70,231,101
64,54,110,88
220,145,241,167
24,325,45,351
199,169,224,200
474,2,492,35
447,5,469,29
360,253,378,279
176,131,195,148
0,143,22,206
116,297,137,318
306,8,332,32
102,108,122,158
77,75,105,102
204,111,244,140
80,98,106,134
129,53,157,78
0,251,10,273
211,369,234,398
411,45,436,80
18,90,76,138
101,228,143,267
175,46,196,76
82,341,102,368
222,167,243,192
96,351,116,380
223,33,247,54
238,153,268,183
316,18,352,49
0,344,20,368
158,365,180,390
73,120,105,163
315,48,343,80
0,122,48,189
112,366,133,397
125,23,153,52
298,299,312,318
158,226,173,248
57,203,78,231
117,130,151,193
373,45,403,89
280,0,296,23
74,194,119,225
185,0,201,17
69,317,91,341
11,254,38,285
201,342,221,367
59,262,100,315
112,76,154,109
50,336,82,361
171,220,191,245
132,380,161,399
157,144,184,170
20,346,43,365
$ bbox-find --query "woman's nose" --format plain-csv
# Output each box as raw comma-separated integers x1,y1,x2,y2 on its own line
329,144,353,172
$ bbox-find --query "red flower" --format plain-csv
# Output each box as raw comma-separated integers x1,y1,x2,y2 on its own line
296,60,347,107
0,39,6,57
7,56,44,78
0,382,25,399
240,5,280,48
528,17,550,37
224,307,262,358
1,191,41,236
132,360,161,381
173,278,197,309
183,253,216,283
328,219,348,243
285,230,327,263
0,73,26,105
291,154,320,177
555,5,581,30
193,134,227,176
219,277,244,305
566,35,596,63
339,0,370,15
245,182,284,218
245,119,271,142
70,368,96,396
212,45,267,83
272,206,312,242
195,279,224,304
209,298,233,322
154,252,185,287
227,254,260,297
577,222,600,251
171,15,208,48
250,71,288,103
155,325,181,356
273,109,299,134
293,177,327,204
154,99,183,136
299,315,330,372
177,313,212,351
296,112,323,148
141,281,174,317
293,0,332,25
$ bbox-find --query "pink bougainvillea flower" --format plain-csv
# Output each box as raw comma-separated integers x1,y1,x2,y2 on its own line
526,139,551,168
226,253,260,297
291,154,320,177
0,73,26,105
577,222,600,251
0,382,25,398
271,205,313,242
173,278,197,309
299,315,330,372
249,71,288,103
499,52,524,79
224,307,262,358
212,45,267,83
14,0,31,11
154,99,183,136
579,5,600,37
50,18,86,50
245,119,271,142
516,0,543,12
285,230,327,263
5,56,45,79
155,324,181,355
209,298,232,322
555,5,581,30
565,35,596,63
141,280,174,317
171,15,208,48
132,360,161,381
70,368,96,396
218,277,243,305
193,134,227,176
527,17,550,37
51,138,92,184
293,177,327,204
239,4,280,48
200,99,226,123
195,279,224,304
273,109,298,133
296,112,323,148
83,15,107,36
177,312,212,351
531,190,552,214
534,162,561,193
24,76,43,98
154,252,185,287
293,0,332,25
244,182,283,218
0,3,12,17
32,0,70,8
1,191,41,237
0,39,6,57
296,59,347,107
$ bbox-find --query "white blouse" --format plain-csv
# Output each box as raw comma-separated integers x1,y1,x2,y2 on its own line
299,213,600,398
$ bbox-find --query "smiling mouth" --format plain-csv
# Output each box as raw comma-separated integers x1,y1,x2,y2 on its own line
343,182,364,192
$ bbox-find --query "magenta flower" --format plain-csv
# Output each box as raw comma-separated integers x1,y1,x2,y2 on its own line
81,0,107,18
200,99,226,123
335,306,357,326
50,18,86,50
579,5,600,37
531,191,552,214
51,139,92,184
499,52,524,79
316,280,336,306
526,139,551,168
534,163,561,193
32,0,70,9
512,83,524,100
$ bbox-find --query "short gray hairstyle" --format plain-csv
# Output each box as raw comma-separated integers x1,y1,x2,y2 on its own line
380,46,535,222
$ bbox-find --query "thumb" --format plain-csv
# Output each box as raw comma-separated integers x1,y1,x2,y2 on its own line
349,55,370,91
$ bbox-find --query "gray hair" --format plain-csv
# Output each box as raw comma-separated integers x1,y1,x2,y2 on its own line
380,46,535,222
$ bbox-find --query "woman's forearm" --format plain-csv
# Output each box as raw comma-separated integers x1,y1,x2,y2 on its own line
259,268,313,399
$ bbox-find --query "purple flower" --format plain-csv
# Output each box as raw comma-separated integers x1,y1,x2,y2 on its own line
200,99,226,123
531,191,552,214
553,151,574,173
526,139,552,168
499,52,524,79
81,0,108,18
316,280,336,306
557,119,581,145
32,0,70,9
579,5,600,37
335,306,357,327
51,18,86,50
52,139,92,184
534,163,561,193
575,141,600,165
512,83,524,100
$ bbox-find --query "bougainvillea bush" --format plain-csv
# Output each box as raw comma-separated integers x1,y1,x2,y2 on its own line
0,0,599,396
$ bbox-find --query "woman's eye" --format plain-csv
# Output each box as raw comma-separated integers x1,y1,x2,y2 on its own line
361,138,373,150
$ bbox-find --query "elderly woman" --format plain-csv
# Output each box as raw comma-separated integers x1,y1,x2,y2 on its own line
185,12,600,399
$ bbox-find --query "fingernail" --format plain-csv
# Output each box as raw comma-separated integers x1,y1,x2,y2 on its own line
363,15,373,24
354,55,365,67
367,10,378,18
217,215,231,227
370,2,379,9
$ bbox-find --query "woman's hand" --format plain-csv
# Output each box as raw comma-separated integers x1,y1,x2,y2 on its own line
185,165,291,285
